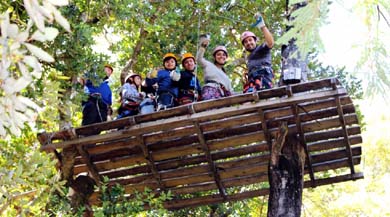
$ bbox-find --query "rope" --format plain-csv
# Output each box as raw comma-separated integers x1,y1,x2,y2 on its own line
193,8,202,102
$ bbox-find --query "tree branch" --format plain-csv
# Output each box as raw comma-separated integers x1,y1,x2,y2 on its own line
120,9,162,85
270,121,288,167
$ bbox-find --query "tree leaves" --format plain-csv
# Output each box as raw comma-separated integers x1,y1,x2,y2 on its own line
24,43,55,62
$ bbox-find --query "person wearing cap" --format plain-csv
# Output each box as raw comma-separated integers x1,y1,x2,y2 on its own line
197,37,234,100
81,64,114,126
177,53,202,105
145,53,181,110
116,72,145,119
240,13,274,93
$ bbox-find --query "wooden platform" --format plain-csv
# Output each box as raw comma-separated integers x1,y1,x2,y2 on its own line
38,78,364,210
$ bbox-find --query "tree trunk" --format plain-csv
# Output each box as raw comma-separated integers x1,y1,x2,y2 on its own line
267,122,306,217
69,175,96,216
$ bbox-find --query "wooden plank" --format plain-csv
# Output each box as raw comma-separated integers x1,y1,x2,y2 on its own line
73,114,358,174
88,155,362,207
302,114,358,133
73,114,358,175
193,121,227,199
99,143,268,180
81,105,356,166
78,104,356,165
163,173,214,188
41,86,347,152
158,154,269,182
263,96,352,120
86,137,140,155
73,154,147,175
219,163,268,179
162,172,364,211
305,172,364,188
312,156,361,172
305,126,361,143
164,189,270,210
311,147,361,164
169,174,268,196
308,135,362,152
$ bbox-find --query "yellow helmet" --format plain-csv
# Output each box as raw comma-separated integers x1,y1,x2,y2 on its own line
181,53,196,64
104,64,113,71
163,53,177,63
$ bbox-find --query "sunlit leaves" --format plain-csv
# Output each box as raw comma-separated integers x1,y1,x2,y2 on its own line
277,0,329,56
0,0,71,137
23,0,71,32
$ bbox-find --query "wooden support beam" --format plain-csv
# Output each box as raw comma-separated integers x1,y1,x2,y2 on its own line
137,135,165,191
258,109,273,152
293,104,316,186
335,96,355,174
193,121,227,200
285,85,293,97
76,145,101,186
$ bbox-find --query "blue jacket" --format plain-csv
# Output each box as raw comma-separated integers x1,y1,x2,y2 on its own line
84,79,112,105
146,69,179,97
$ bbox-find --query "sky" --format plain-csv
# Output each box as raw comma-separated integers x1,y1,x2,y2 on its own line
318,1,366,71
319,1,390,108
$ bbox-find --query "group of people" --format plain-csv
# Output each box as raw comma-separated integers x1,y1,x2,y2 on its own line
81,13,277,126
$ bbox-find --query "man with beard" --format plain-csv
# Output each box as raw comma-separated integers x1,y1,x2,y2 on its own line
240,13,274,93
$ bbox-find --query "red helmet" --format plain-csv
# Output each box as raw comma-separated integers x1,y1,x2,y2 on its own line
212,45,228,57
240,31,257,44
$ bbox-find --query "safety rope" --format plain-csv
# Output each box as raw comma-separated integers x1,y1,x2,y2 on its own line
193,8,202,102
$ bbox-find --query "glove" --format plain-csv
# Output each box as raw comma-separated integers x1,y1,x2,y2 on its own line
147,68,158,78
199,34,210,48
170,67,181,81
139,92,146,99
251,13,266,28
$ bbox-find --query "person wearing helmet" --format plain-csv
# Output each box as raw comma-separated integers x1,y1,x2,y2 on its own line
81,64,114,127
196,35,234,100
145,53,181,110
177,53,202,105
240,13,274,93
116,72,145,119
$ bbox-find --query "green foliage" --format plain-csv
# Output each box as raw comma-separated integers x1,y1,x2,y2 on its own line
0,127,65,216
93,177,172,216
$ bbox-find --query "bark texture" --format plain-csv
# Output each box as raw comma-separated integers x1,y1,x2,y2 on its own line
268,122,306,217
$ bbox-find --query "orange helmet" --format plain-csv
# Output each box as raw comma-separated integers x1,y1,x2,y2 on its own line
163,53,177,63
212,45,228,57
240,31,257,44
181,53,196,64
